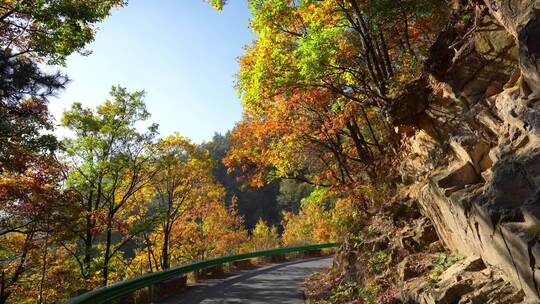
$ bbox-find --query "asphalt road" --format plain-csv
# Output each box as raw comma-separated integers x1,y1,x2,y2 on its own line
160,256,333,304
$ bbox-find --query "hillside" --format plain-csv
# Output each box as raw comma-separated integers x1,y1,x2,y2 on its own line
298,0,540,302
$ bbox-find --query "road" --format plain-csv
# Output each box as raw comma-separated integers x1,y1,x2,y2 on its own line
160,256,333,304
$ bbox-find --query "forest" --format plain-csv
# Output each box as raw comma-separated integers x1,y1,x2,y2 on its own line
0,1,354,302
3,0,540,303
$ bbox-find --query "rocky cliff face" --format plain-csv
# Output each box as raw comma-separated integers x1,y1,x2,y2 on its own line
403,0,540,302
303,1,540,303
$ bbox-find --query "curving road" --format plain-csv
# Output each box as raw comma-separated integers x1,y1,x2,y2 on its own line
160,256,332,304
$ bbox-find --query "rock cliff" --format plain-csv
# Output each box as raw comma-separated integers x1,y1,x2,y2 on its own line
304,1,540,303
402,0,540,302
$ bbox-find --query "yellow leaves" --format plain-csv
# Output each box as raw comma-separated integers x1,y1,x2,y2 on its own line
128,134,248,270
248,218,280,251
282,191,335,246
282,187,367,246
206,0,226,11
155,132,194,153
124,253,149,279
124,215,138,228
0,233,85,303
302,0,341,27
140,199,247,267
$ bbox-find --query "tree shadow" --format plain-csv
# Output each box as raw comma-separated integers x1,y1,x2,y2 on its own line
159,256,332,304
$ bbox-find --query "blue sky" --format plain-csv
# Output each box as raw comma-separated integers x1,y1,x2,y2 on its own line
48,0,253,143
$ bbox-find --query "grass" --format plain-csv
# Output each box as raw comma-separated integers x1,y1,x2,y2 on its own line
428,253,464,283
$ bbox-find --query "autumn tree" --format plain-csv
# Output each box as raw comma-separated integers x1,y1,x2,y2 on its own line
60,86,158,287
0,57,65,299
147,134,225,270
0,154,67,304
0,0,126,169
225,0,446,214
0,0,125,64
282,188,335,246
247,218,280,251
140,137,248,269
281,187,365,246
0,2,126,301
189,198,247,260
128,184,247,277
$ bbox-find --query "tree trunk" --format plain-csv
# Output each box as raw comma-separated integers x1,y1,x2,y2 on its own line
397,0,416,58
38,221,50,304
102,219,113,286
84,221,93,278
0,294,8,304
347,120,373,162
162,229,170,270
378,29,394,77
144,233,154,273
359,107,383,154
0,271,8,304
83,191,94,278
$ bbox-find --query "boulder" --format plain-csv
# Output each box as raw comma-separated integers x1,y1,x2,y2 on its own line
397,255,524,304
436,162,482,190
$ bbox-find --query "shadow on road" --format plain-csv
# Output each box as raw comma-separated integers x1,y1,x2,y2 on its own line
160,256,333,304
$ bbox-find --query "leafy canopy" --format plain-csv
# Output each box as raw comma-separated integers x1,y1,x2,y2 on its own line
0,0,126,64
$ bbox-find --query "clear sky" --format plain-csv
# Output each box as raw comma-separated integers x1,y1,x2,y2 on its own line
48,0,253,143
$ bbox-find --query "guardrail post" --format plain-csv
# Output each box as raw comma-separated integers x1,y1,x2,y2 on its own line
195,265,224,281
261,253,287,264
230,259,254,271
149,284,155,304
301,249,322,259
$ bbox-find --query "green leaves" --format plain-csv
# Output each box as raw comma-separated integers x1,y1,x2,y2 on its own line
60,86,161,285
248,0,294,34
207,0,227,11
295,25,343,82
301,187,334,209
2,0,126,64
62,86,156,143
429,253,465,283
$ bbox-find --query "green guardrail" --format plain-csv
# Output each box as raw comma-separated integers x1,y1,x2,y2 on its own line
67,242,339,304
